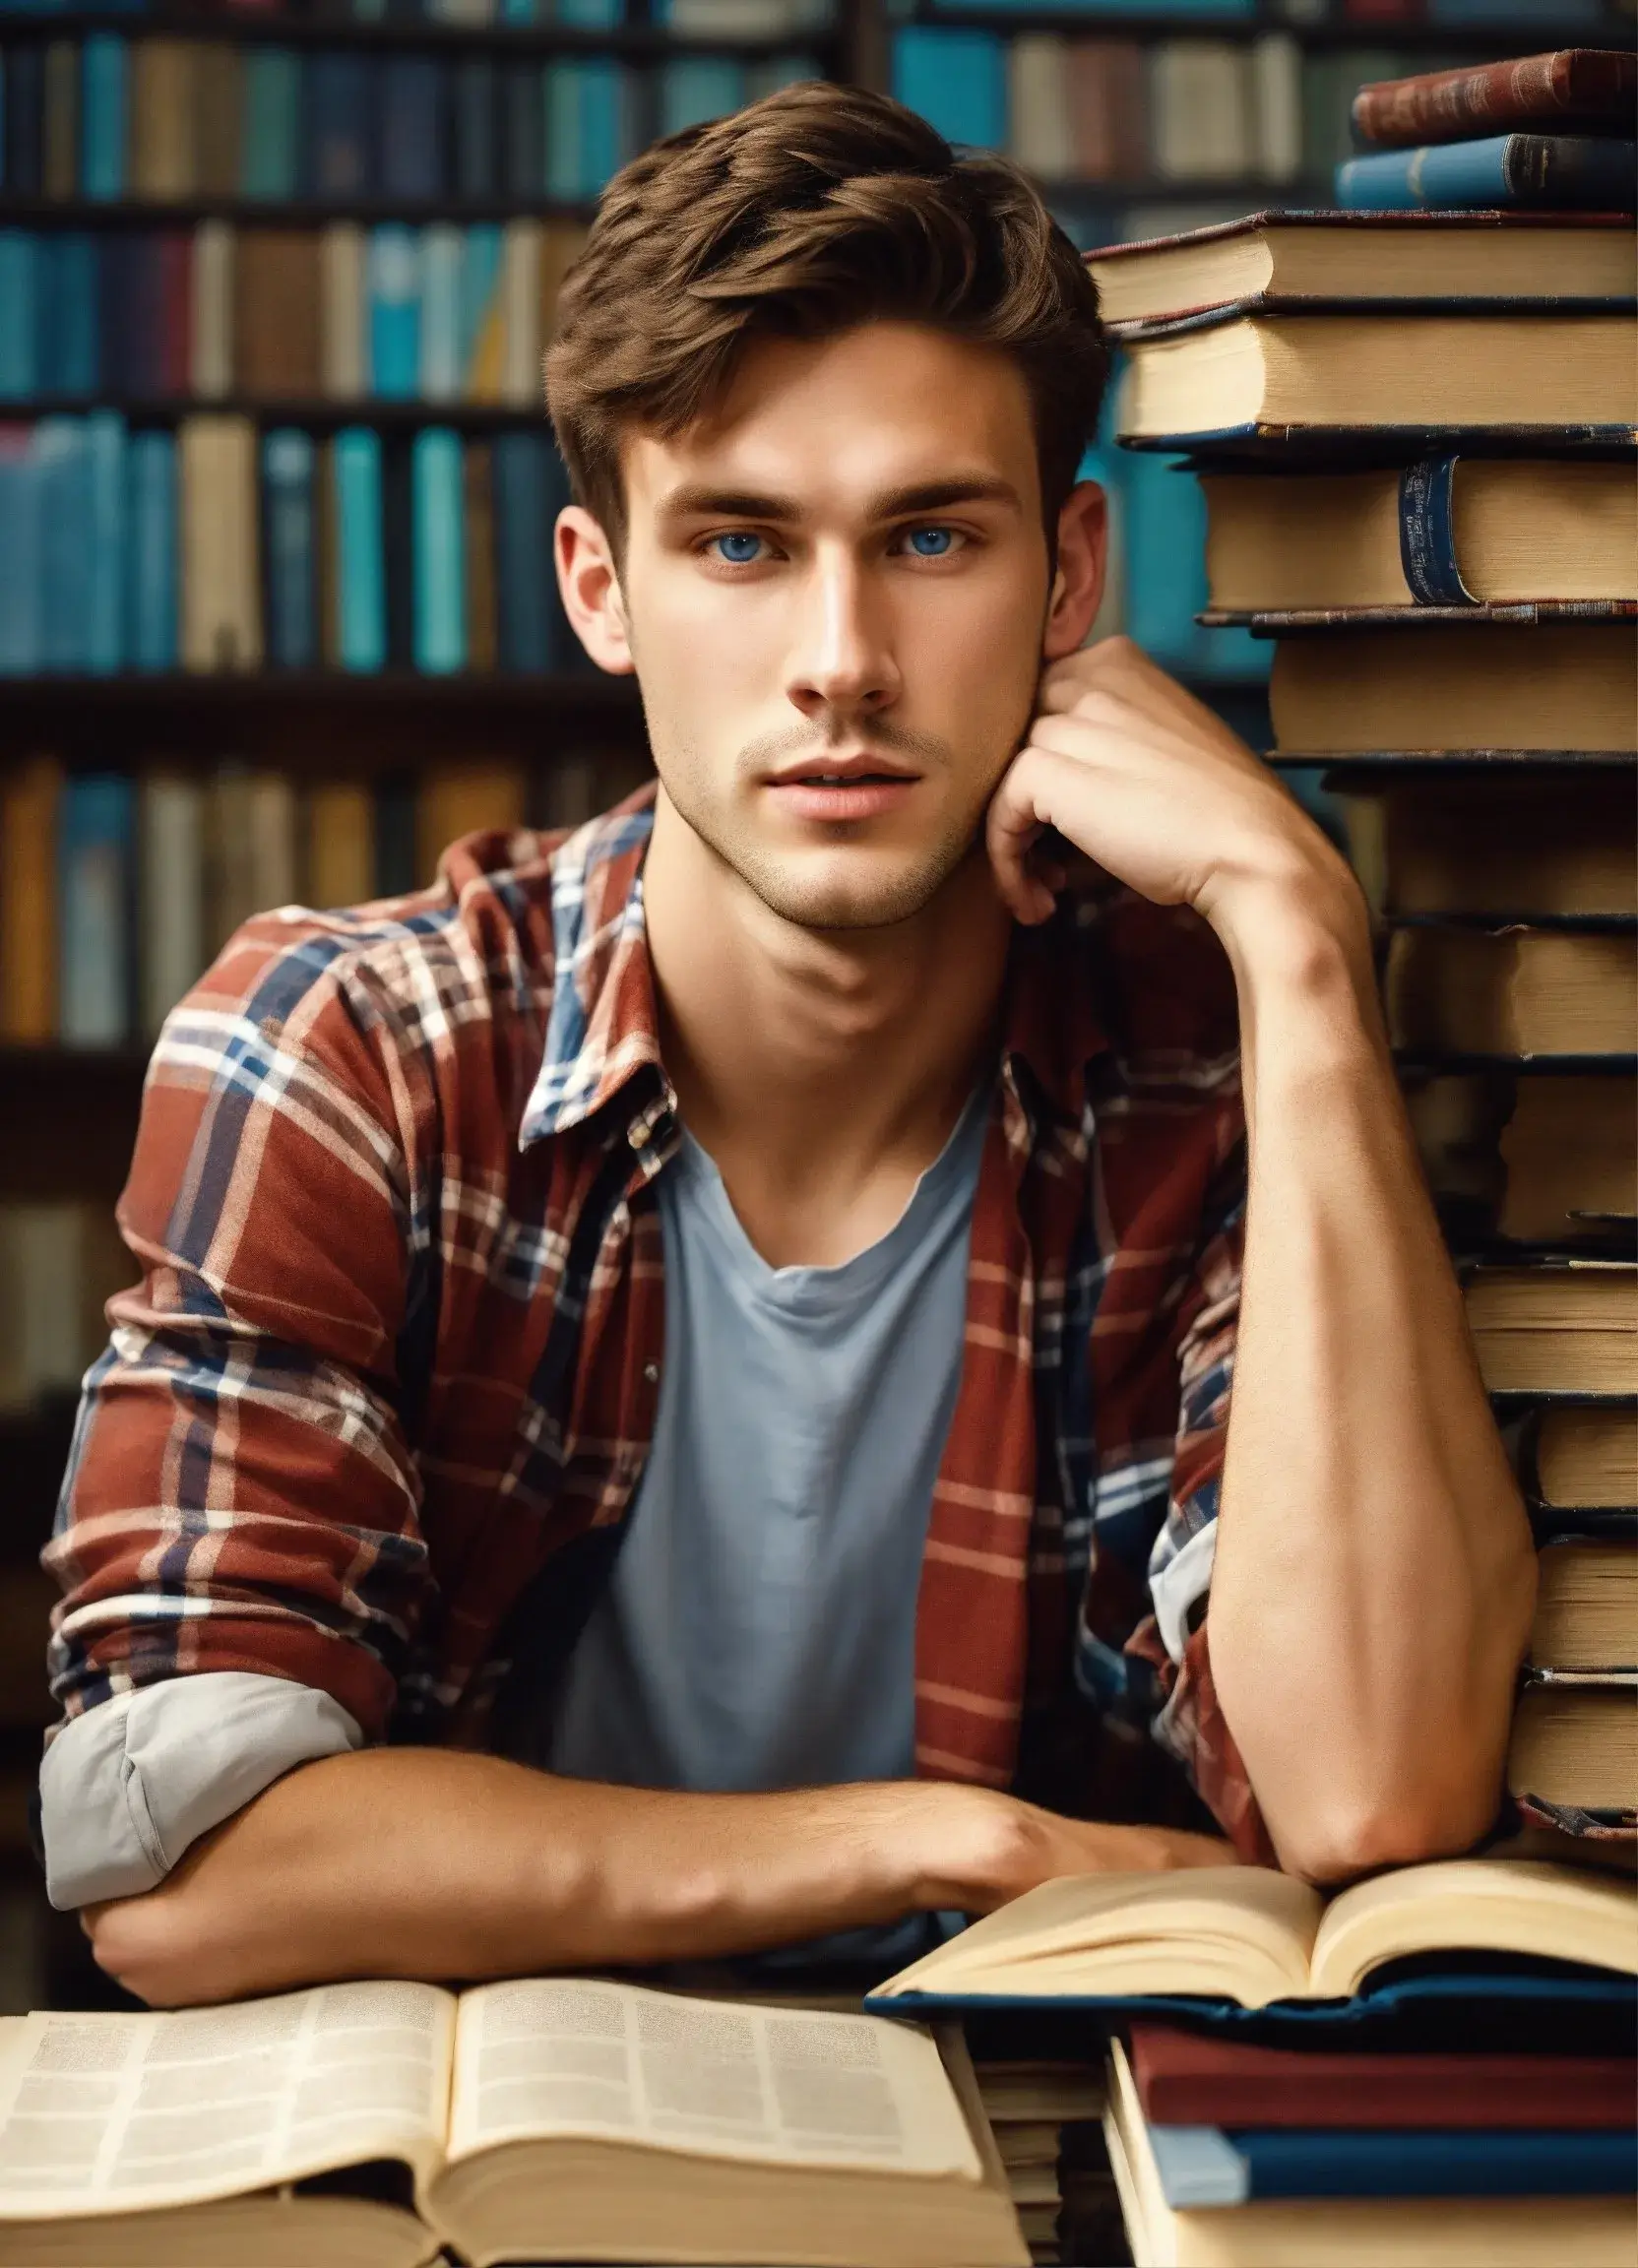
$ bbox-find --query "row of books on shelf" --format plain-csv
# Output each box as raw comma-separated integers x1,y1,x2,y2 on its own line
0,411,1270,679
0,216,587,404
0,32,824,207
0,0,831,29
0,749,614,1049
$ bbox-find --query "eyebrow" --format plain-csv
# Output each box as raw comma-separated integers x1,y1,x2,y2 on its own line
654,475,1025,528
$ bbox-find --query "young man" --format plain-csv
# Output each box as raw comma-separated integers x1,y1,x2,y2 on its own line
44,86,1535,2010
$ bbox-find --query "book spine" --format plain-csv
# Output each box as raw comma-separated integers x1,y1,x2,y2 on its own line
0,424,41,673
500,218,540,406
35,414,89,671
79,32,128,200
189,219,233,400
4,44,44,198
0,230,36,402
1398,458,1476,607
261,426,317,669
492,429,550,670
59,773,135,1047
0,755,61,1041
139,772,205,1036
84,408,125,672
367,223,422,401
419,222,464,402
241,45,301,200
125,425,177,670
1353,54,1571,149
380,53,447,203
890,27,1006,155
1337,136,1638,212
333,424,386,673
49,232,100,398
411,426,466,673
320,221,365,400
381,430,413,667
453,56,499,200
462,220,506,400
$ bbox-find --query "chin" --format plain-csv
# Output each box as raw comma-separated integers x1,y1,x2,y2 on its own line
741,840,977,933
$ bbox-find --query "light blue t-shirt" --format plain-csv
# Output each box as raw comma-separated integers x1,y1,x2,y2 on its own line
546,1081,992,1799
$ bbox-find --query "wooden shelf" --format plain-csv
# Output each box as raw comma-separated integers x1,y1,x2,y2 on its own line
0,194,604,225
896,7,1634,50
0,668,641,704
0,10,847,60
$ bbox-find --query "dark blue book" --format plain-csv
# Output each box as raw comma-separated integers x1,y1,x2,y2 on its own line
0,229,36,401
502,59,543,199
1149,2123,1638,2208
59,772,136,1047
380,54,447,204
84,409,124,673
1339,136,1638,214
0,423,41,674
3,42,42,196
125,426,176,672
305,51,376,200
35,415,90,671
241,45,302,201
79,32,128,200
121,230,167,401
262,428,318,670
493,430,553,671
94,234,134,400
453,56,499,204
381,429,414,669
39,231,98,395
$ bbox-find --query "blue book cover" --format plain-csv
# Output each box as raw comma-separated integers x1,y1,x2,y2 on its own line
0,425,40,673
34,416,90,672
333,426,386,674
453,56,499,203
500,0,538,20
125,426,176,672
1338,136,1637,215
1149,2123,1638,2209
305,51,375,198
419,224,463,401
661,57,747,139
83,410,124,674
4,44,43,196
492,430,552,671
458,222,504,379
241,47,302,200
411,427,466,675
890,28,1004,153
39,231,98,396
79,33,128,200
544,59,625,200
59,773,135,1047
367,224,422,401
0,230,36,401
380,54,447,203
1430,0,1605,19
262,428,317,670
552,0,624,24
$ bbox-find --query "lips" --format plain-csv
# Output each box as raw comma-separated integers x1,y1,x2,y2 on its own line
768,753,920,788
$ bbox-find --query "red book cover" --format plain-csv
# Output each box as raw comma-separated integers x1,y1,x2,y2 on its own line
158,229,192,402
1354,50,1638,150
1129,2025,1637,2131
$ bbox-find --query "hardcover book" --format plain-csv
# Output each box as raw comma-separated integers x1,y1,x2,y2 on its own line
1463,1261,1637,1398
1352,50,1638,150
1337,136,1637,215
0,1984,1027,2268
1384,923,1638,1063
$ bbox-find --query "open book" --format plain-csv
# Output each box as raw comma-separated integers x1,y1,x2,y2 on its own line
0,1979,1029,2268
869,1858,1637,2014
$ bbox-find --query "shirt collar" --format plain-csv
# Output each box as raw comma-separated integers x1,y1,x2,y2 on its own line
520,786,1113,1153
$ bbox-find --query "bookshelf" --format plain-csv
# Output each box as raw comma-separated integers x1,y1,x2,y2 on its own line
0,0,1629,2012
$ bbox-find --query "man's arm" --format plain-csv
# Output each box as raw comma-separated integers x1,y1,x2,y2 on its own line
990,637,1538,1885
84,1749,1231,2008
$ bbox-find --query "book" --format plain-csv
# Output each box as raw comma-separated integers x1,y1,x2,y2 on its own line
493,429,555,670
305,781,375,913
124,426,176,670
333,424,386,674
1144,2120,1635,2207
188,219,233,402
367,224,421,402
1084,213,1638,330
0,1982,1028,2268
1536,1403,1637,1510
0,754,60,1043
1126,2025,1636,2130
234,228,320,400
1352,50,1638,150
83,408,124,673
0,232,38,404
1202,460,1637,614
58,772,134,1047
1338,137,1637,215
261,427,317,670
416,761,526,885
1464,1262,1637,1397
463,435,498,671
1384,925,1637,1060
1113,311,1636,443
1340,775,1638,920
138,770,205,1037
241,44,302,202
80,32,128,201
319,221,366,400
872,1859,1636,2017
179,413,261,671
1269,624,1638,757
1149,39,1251,185
891,27,1007,155
128,34,194,200
1497,1074,1635,1245
410,426,466,674
0,425,39,674
1534,1542,1637,1672
1102,2039,1635,2268
1510,1678,1636,1814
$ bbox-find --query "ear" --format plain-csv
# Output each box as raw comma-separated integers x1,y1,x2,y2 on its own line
555,505,636,675
1040,480,1108,663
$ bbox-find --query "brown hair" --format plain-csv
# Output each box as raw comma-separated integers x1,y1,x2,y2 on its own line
543,81,1108,569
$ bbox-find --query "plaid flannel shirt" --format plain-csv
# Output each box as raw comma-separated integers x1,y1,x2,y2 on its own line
43,788,1269,1859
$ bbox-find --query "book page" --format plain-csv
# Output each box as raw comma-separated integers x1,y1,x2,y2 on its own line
0,1981,456,2221
1311,1857,1638,2001
446,1978,982,2182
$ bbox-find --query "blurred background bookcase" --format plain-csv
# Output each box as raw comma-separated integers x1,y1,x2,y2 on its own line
0,0,1632,2013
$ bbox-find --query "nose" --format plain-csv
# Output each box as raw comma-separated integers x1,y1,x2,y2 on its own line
785,544,901,726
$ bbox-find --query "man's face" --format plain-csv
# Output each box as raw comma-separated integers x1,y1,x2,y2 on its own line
611,322,1060,931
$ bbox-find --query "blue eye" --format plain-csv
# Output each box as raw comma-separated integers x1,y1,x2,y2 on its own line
904,526,957,557
711,533,764,564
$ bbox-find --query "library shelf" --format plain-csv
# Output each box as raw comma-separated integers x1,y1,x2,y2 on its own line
0,194,604,225
0,10,850,62
0,669,644,707
5,398,571,427
897,7,1636,53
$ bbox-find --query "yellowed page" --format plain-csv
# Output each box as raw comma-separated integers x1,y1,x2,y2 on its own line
0,1982,456,2223
1310,1858,1638,2001
873,1866,1320,2008
445,1978,982,2182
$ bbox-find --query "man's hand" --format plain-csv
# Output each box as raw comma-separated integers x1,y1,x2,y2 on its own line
920,1786,1234,1916
988,635,1355,944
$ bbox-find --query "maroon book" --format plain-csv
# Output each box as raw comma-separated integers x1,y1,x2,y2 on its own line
1353,50,1638,150
158,229,192,401
1129,2025,1636,2131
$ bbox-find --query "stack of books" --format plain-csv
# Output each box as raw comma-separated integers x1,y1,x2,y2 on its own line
970,2058,1106,2266
869,1856,1638,2265
1086,49,1637,1847
1337,46,1635,213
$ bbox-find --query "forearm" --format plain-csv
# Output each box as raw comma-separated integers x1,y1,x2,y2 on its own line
1205,879,1537,1880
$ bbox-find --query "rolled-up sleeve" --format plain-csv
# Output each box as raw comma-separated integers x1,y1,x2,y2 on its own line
39,914,435,1904
39,1672,362,1909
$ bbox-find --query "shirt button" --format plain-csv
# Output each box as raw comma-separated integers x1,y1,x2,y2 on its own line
642,1361,660,1385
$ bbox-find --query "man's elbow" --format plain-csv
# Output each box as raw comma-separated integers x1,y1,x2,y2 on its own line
1268,1771,1505,1889
81,1886,203,2008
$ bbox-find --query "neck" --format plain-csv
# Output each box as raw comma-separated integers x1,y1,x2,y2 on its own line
642,788,1012,1195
